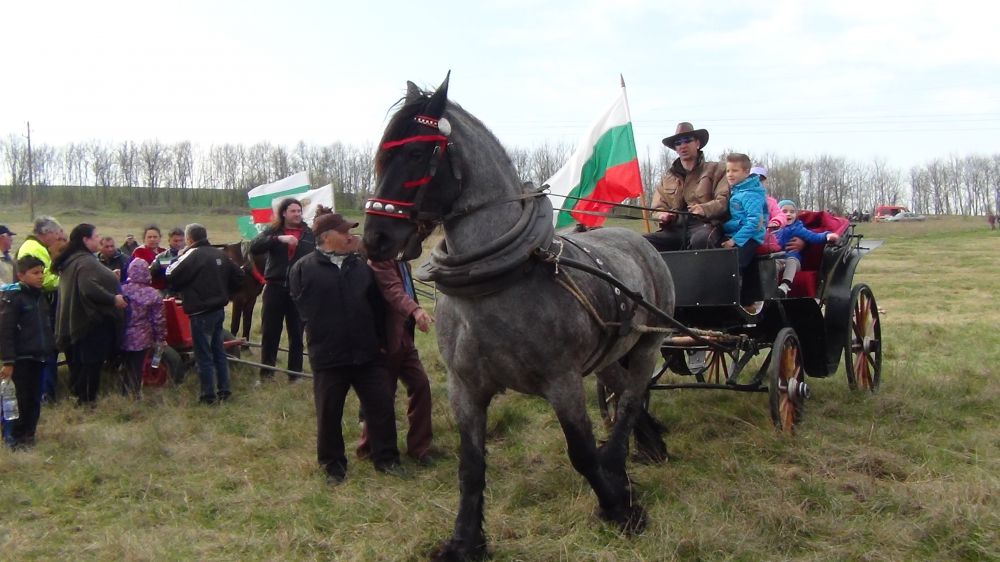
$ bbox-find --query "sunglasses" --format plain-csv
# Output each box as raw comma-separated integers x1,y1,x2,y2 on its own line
672,136,696,147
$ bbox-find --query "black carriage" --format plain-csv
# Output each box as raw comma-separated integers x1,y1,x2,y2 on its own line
598,211,882,432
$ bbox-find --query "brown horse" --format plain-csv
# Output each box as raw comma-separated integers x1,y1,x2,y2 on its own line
222,241,266,341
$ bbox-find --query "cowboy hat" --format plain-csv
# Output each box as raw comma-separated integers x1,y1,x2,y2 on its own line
661,122,709,149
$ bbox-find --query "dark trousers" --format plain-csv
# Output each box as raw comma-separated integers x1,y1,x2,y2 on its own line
357,347,433,459
122,349,149,398
39,356,58,402
643,220,722,252
313,360,399,477
68,320,116,405
259,284,304,380
190,308,231,401
9,360,44,446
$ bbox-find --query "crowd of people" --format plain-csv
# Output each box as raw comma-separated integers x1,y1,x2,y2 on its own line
2,120,840,480
0,207,438,482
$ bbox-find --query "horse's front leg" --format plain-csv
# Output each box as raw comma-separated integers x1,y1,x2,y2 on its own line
432,380,491,562
546,377,646,535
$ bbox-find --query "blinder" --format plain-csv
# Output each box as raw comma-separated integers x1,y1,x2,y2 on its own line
365,113,462,224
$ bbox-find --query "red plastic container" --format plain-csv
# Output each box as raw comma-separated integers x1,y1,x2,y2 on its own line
163,297,193,349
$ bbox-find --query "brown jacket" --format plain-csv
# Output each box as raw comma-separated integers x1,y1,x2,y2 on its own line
369,260,421,357
651,154,730,222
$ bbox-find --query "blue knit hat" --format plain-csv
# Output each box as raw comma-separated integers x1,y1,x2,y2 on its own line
777,199,797,210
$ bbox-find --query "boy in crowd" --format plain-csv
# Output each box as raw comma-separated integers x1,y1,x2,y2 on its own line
0,256,56,449
774,200,840,296
721,153,767,274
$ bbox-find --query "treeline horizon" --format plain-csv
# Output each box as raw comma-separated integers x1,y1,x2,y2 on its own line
3,136,999,216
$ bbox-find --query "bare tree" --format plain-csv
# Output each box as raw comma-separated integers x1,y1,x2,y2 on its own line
89,142,114,187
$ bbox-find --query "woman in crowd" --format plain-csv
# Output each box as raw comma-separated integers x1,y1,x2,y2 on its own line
130,225,167,292
52,224,128,405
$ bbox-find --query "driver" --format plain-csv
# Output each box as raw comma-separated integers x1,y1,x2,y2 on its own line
644,122,730,251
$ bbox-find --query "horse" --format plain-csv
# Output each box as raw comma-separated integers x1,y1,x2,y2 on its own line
221,241,266,341
363,74,675,561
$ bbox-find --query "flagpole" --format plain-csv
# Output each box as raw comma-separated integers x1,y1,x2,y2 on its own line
620,74,652,233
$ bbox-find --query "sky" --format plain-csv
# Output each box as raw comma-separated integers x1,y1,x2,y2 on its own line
3,0,998,172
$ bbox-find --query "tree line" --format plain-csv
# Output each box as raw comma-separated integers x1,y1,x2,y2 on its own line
2,135,998,216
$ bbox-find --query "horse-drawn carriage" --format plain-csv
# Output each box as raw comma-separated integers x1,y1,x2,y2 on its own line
597,210,882,433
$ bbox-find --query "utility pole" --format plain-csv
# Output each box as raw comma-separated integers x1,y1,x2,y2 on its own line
26,121,35,220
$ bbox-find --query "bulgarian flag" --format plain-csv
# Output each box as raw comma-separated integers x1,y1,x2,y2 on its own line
545,79,643,228
247,171,312,224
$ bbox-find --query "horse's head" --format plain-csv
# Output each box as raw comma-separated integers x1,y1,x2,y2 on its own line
364,72,463,261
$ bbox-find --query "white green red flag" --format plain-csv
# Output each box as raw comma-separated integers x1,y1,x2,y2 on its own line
544,82,643,228
247,171,311,224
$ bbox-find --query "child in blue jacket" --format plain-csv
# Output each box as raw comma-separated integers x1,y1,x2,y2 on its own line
1,255,56,449
721,153,766,272
775,200,840,296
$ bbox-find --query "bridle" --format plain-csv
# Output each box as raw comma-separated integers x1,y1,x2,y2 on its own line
364,114,462,225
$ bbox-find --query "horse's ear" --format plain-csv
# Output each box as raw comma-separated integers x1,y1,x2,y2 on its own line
424,70,451,118
406,81,422,101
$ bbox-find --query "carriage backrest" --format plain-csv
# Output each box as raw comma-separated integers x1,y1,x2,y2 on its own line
794,211,850,271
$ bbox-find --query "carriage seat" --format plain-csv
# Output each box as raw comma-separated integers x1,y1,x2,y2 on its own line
787,211,850,298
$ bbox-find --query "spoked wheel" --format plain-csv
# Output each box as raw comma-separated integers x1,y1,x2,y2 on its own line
666,349,732,383
768,328,809,433
845,284,882,392
143,346,186,387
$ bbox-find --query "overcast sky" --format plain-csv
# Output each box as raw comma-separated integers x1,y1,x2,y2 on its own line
3,0,998,171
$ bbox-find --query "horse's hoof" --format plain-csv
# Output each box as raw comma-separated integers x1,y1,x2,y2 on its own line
430,539,490,561
600,503,648,536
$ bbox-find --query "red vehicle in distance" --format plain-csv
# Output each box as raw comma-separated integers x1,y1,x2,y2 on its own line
873,205,909,222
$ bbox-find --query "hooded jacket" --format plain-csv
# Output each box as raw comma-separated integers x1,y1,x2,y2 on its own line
722,174,767,247
1,282,55,363
121,258,166,351
54,250,124,350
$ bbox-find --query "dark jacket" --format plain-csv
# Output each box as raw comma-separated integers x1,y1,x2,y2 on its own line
98,249,129,284
289,250,386,370
1,282,55,363
54,251,124,350
249,224,315,286
166,240,244,316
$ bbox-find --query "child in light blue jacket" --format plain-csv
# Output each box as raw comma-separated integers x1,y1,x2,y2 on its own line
721,153,766,273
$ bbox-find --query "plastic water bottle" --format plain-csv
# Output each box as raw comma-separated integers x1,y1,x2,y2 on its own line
1,378,19,421
150,344,163,369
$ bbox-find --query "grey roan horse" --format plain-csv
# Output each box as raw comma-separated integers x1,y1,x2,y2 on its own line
363,74,675,561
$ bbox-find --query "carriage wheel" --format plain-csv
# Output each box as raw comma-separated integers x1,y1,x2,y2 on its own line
845,284,882,392
666,349,739,384
768,328,808,433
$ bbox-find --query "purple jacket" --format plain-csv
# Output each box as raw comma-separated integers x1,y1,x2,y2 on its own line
121,258,166,351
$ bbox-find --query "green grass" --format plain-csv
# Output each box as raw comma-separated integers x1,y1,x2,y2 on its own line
1,208,999,561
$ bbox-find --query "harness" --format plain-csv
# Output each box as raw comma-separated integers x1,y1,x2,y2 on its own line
366,109,732,355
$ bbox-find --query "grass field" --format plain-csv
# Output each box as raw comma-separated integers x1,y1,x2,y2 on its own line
1,207,998,561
